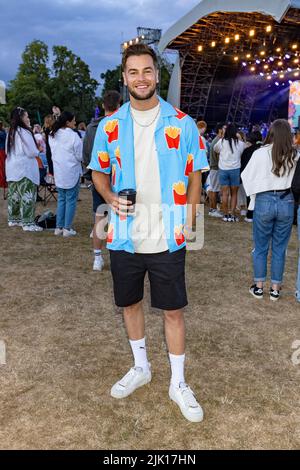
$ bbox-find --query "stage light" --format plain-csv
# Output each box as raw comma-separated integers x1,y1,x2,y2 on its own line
294,71,299,77
294,58,299,64
266,75,272,80
242,62,247,66
279,74,285,78
141,35,145,39
260,51,266,56
278,61,283,66
249,29,255,37
225,37,230,44
276,47,281,52
198,45,203,52
135,38,139,43
256,59,261,64
234,56,239,61
269,57,274,62
266,25,272,33
289,80,293,84
234,34,240,41
285,54,291,59
259,72,264,76
264,65,269,69
211,41,216,47
124,42,128,48
292,44,298,50
129,40,133,45
275,82,279,86
288,68,292,72
250,66,256,72
272,70,278,75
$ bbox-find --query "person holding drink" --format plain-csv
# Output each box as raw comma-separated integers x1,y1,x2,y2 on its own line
88,44,208,422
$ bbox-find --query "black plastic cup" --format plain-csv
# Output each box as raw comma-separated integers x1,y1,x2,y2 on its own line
118,188,137,214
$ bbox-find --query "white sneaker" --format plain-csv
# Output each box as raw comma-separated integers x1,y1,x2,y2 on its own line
208,209,223,218
93,256,104,271
169,382,204,423
111,365,151,399
63,228,77,237
22,224,43,232
54,228,63,236
244,217,253,223
8,221,22,227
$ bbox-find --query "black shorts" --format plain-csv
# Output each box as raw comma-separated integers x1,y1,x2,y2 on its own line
92,186,107,216
109,248,188,310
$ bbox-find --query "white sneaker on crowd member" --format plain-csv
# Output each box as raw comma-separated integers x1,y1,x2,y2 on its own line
110,365,152,399
223,214,231,222
169,382,204,423
8,221,22,227
244,217,253,223
54,228,63,236
22,224,43,232
208,209,223,218
93,255,104,271
63,228,77,237
231,215,239,222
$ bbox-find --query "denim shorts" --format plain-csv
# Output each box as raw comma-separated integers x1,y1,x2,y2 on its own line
219,168,240,187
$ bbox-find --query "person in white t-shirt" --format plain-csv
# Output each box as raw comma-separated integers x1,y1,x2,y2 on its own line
214,124,245,222
5,107,43,231
49,111,83,237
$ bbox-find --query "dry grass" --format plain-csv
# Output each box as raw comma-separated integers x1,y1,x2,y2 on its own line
0,188,300,450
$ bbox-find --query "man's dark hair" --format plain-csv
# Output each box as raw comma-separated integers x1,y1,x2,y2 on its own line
103,90,121,113
122,43,158,71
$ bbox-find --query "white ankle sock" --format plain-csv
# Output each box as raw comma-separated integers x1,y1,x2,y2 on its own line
129,338,149,371
169,353,185,387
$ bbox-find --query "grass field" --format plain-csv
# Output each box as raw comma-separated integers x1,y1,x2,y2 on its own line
0,188,300,450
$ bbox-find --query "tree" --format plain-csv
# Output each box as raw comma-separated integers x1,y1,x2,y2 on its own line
9,40,52,121
100,66,122,97
50,46,98,123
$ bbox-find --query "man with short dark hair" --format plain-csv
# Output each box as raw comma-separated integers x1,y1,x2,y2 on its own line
88,44,208,422
83,90,121,271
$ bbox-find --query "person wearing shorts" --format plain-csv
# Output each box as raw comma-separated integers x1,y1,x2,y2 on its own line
214,124,245,222
88,44,209,423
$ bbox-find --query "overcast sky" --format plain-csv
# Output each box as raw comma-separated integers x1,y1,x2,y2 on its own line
0,0,199,88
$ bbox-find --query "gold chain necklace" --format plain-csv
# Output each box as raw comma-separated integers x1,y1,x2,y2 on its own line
130,104,160,128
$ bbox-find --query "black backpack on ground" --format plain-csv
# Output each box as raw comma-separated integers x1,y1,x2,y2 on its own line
34,211,56,229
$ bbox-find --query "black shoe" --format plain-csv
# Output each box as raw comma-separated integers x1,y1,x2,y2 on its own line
270,288,280,301
249,284,263,299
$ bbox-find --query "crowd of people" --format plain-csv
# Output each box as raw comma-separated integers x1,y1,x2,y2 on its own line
1,43,300,423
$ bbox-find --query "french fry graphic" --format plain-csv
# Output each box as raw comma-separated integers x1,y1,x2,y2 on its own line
112,164,116,186
165,126,181,150
174,225,185,246
107,224,114,243
199,136,206,150
104,119,119,143
174,107,186,120
98,151,110,169
185,154,194,176
173,181,187,205
115,146,122,168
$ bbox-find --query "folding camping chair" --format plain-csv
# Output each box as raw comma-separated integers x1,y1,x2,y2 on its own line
38,173,57,206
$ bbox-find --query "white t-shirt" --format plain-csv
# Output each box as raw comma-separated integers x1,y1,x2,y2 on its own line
131,103,168,254
214,139,245,170
49,128,83,189
5,127,40,185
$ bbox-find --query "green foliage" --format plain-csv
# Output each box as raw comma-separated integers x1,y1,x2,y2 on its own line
100,66,122,97
5,40,98,125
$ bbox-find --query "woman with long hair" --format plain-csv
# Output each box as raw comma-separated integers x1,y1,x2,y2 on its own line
43,114,55,177
49,111,83,237
0,121,7,199
5,107,42,231
214,123,246,222
242,119,297,301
